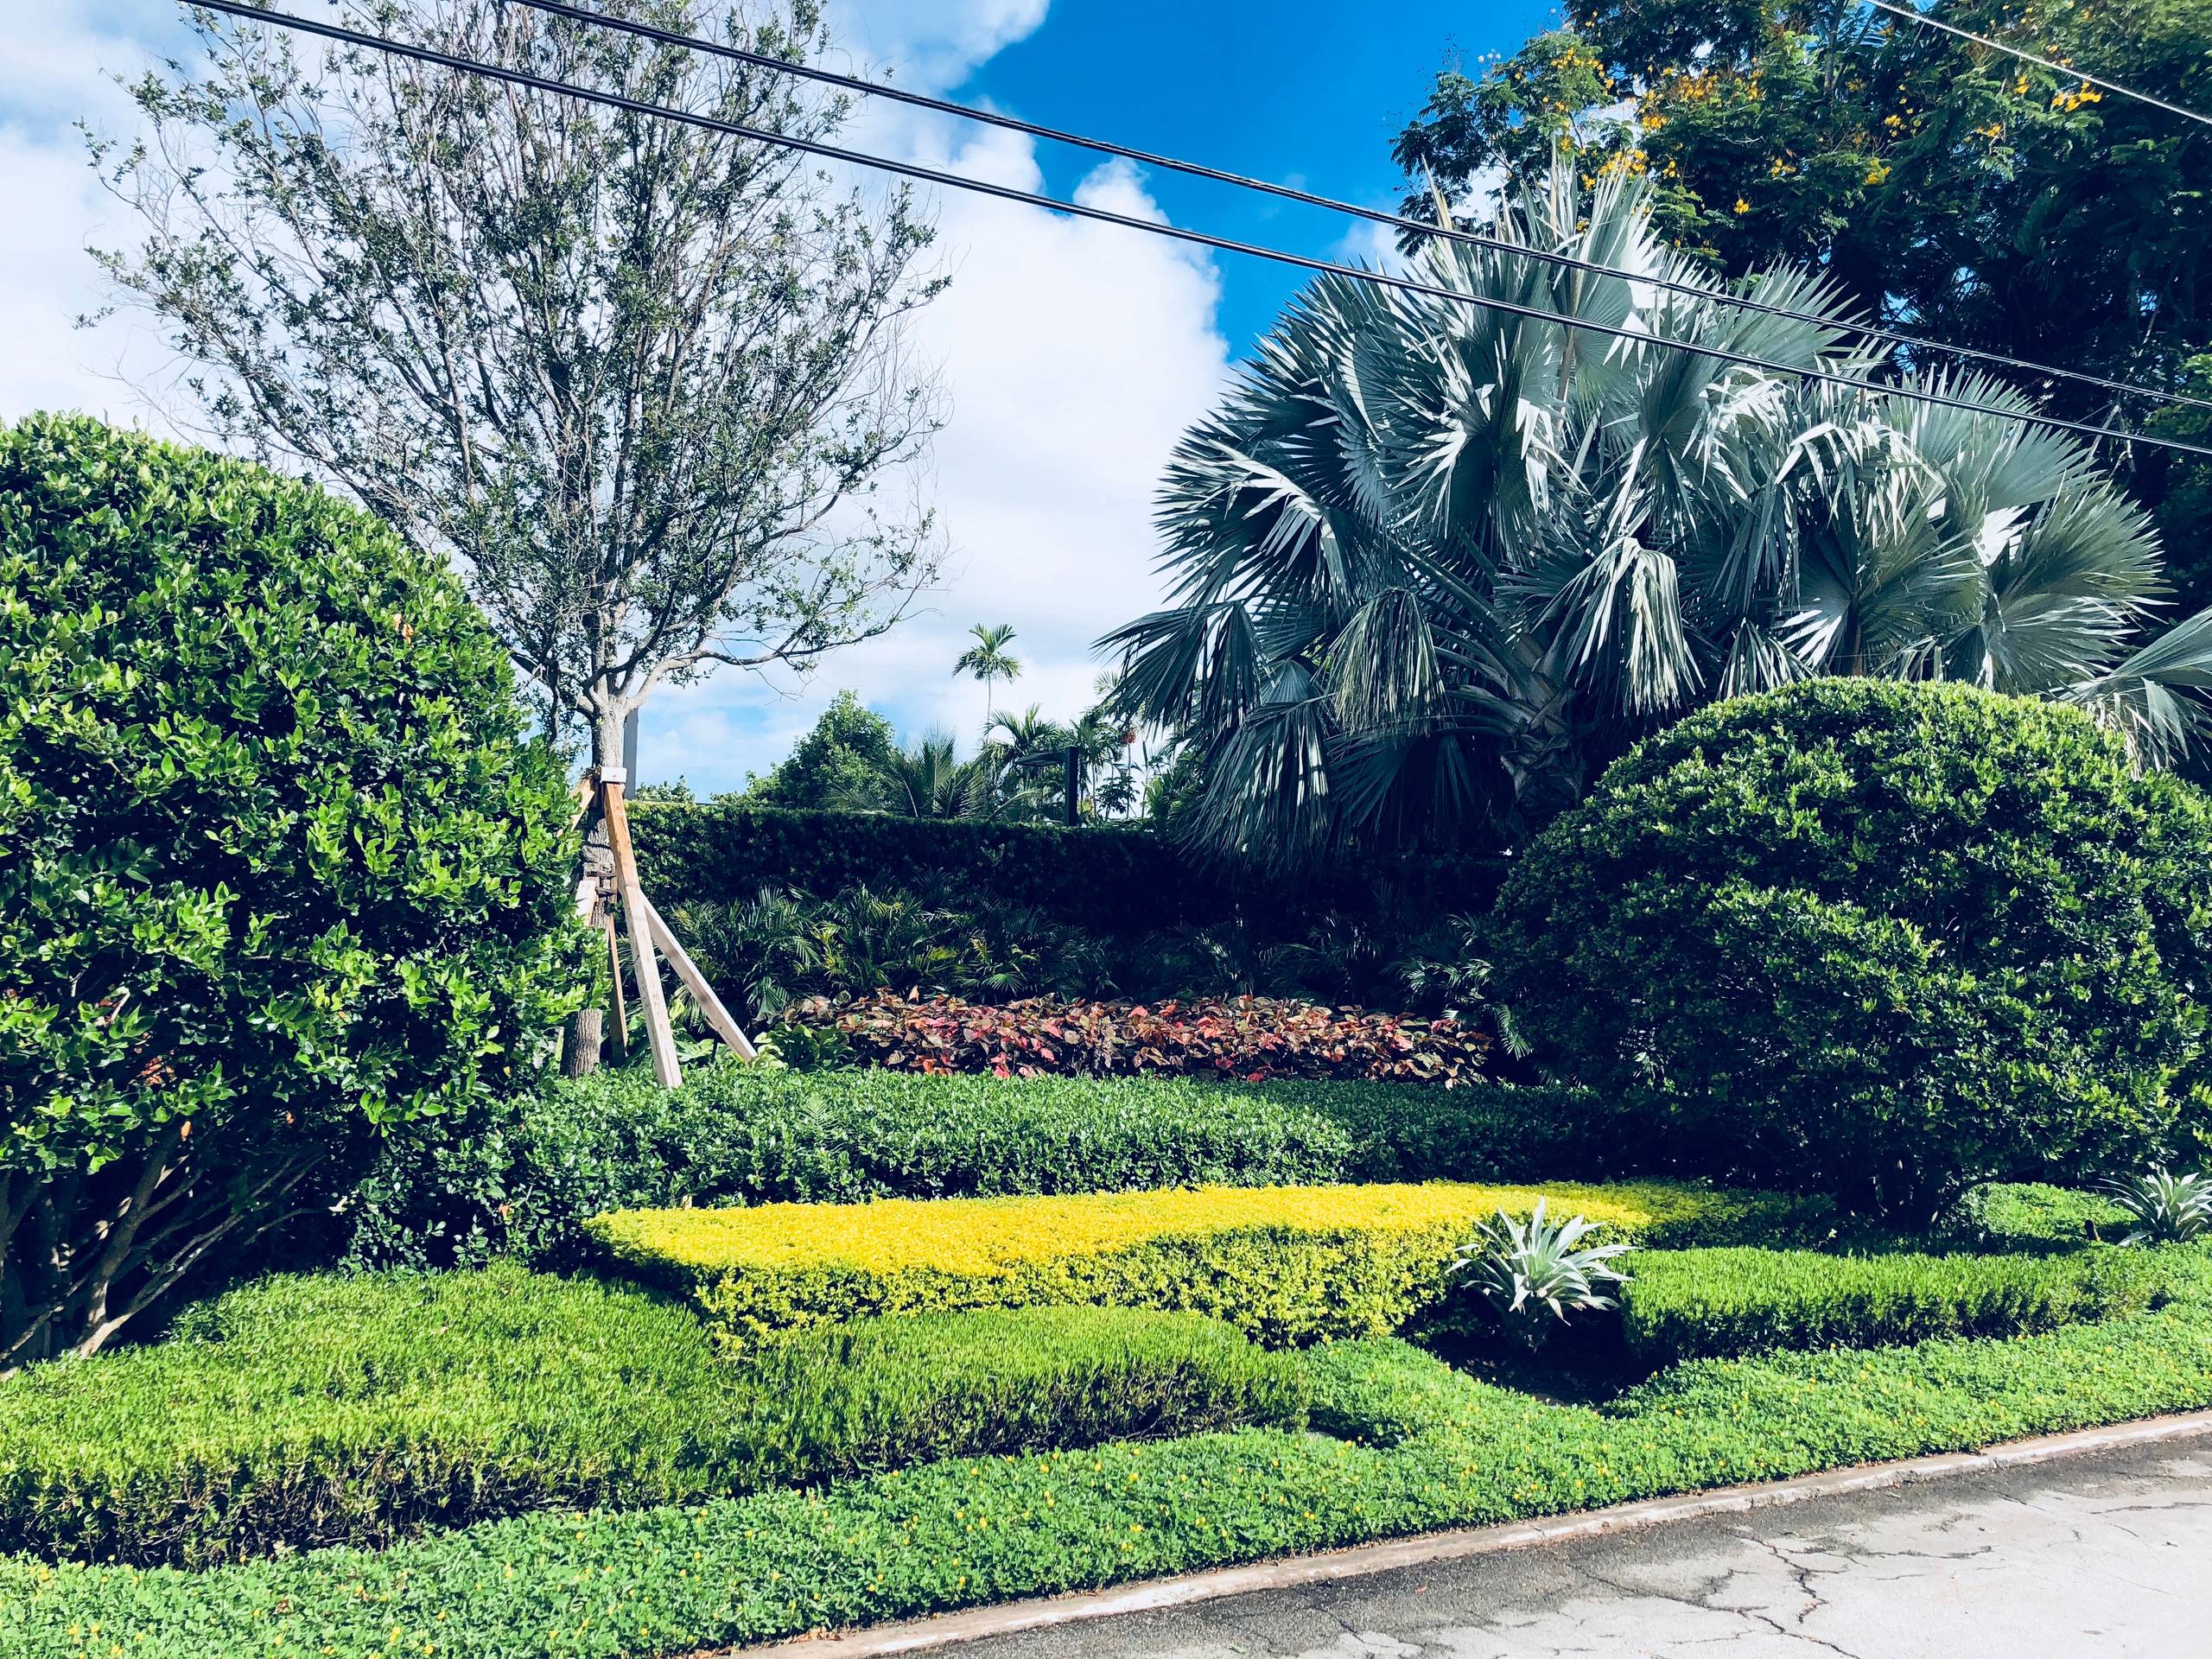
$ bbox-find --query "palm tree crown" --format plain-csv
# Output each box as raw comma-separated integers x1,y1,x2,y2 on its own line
954,623,1023,722
1102,159,2212,863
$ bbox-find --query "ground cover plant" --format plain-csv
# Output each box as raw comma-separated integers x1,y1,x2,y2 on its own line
584,1179,1795,1348
0,1265,1300,1569
5,1252,2209,1659
797,992,1489,1083
1491,680,2212,1219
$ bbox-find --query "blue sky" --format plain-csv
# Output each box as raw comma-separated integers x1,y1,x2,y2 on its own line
7,0,1564,793
955,0,1557,353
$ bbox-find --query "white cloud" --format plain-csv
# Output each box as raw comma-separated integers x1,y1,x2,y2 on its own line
651,123,1232,790
0,0,1236,795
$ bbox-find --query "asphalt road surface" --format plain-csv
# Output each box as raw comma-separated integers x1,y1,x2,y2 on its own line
952,1438,2212,1659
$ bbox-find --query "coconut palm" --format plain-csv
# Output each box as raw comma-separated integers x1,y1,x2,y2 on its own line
1103,159,2212,862
953,623,1023,723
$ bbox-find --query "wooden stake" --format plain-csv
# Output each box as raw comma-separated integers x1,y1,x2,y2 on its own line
601,912,629,1058
638,890,757,1060
600,768,682,1087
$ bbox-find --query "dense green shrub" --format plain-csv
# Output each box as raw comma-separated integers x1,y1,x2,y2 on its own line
0,1266,1300,1567
0,415,581,1370
631,803,1211,929
586,1179,1791,1349
10,1285,2212,1656
1491,681,2212,1218
1275,1078,1623,1183
631,799,1510,936
345,1065,1357,1270
1620,1243,2198,1365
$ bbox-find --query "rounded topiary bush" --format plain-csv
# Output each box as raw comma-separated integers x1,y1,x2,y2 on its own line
0,415,582,1368
1489,679,2212,1219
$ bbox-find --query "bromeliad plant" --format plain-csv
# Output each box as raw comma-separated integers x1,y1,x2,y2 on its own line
1450,1200,1633,1348
2102,1166,2212,1246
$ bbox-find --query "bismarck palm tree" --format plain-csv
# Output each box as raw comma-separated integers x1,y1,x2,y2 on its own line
1103,158,2212,864
954,623,1023,724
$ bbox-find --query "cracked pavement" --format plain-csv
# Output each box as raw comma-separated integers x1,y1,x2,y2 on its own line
952,1441,2212,1658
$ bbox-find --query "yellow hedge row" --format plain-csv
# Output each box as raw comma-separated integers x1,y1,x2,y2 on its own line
585,1180,1753,1349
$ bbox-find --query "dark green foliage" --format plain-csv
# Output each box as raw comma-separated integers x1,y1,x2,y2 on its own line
0,1266,1302,1567
1621,1244,2198,1366
1491,681,2212,1217
0,415,581,1370
1280,1079,1624,1183
739,690,899,810
629,801,1212,930
345,1065,1358,1270
11,1282,2212,1655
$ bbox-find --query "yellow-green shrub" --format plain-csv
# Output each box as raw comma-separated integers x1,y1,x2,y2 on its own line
585,1180,1764,1347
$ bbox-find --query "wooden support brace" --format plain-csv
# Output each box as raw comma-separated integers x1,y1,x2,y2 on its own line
600,769,681,1087
601,912,629,1058
638,890,758,1060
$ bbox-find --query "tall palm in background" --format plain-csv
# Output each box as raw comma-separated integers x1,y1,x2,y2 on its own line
954,623,1023,724
1103,160,2212,864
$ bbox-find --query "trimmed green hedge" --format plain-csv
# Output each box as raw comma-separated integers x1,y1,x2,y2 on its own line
346,1066,1359,1270
1620,1243,2198,1365
10,1280,2212,1656
626,802,1510,932
629,804,1211,928
0,1267,1301,1568
586,1180,1811,1350
1491,680,2212,1218
348,1065,1676,1274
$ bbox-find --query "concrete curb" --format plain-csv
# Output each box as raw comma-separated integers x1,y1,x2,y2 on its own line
736,1407,2212,1656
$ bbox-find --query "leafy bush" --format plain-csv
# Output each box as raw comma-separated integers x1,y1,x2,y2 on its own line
0,1265,1301,1567
13,1282,2212,1656
0,415,580,1370
1619,1243,2198,1365
794,991,1491,1083
1275,1078,1628,1183
631,803,1215,930
632,799,1510,938
586,1179,1770,1349
1490,680,2212,1219
344,1065,1357,1271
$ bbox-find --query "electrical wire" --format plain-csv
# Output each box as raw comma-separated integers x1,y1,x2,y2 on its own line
179,0,2212,460
496,0,2212,417
1864,0,2212,129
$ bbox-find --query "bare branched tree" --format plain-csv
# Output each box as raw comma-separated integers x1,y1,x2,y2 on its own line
88,0,948,766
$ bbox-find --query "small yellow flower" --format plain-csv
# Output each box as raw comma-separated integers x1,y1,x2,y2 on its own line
1733,197,1752,214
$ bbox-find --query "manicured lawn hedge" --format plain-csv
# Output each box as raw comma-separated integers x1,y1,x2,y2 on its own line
1620,1243,2199,1365
9,1281,2210,1658
586,1180,1793,1348
0,1267,1300,1568
349,1065,1359,1270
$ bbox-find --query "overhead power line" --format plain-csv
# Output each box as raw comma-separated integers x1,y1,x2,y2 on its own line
1864,0,2212,130
499,0,2212,419
179,1,2212,461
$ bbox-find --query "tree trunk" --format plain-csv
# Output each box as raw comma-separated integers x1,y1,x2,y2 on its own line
565,1006,604,1077
562,700,631,1078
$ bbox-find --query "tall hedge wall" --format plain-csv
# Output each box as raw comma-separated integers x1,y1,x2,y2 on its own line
627,803,1506,930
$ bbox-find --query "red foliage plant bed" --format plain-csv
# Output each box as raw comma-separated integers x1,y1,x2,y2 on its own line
784,991,1490,1084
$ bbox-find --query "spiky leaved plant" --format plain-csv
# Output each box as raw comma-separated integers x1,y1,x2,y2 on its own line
2101,1166,2212,1246
1449,1199,1633,1349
